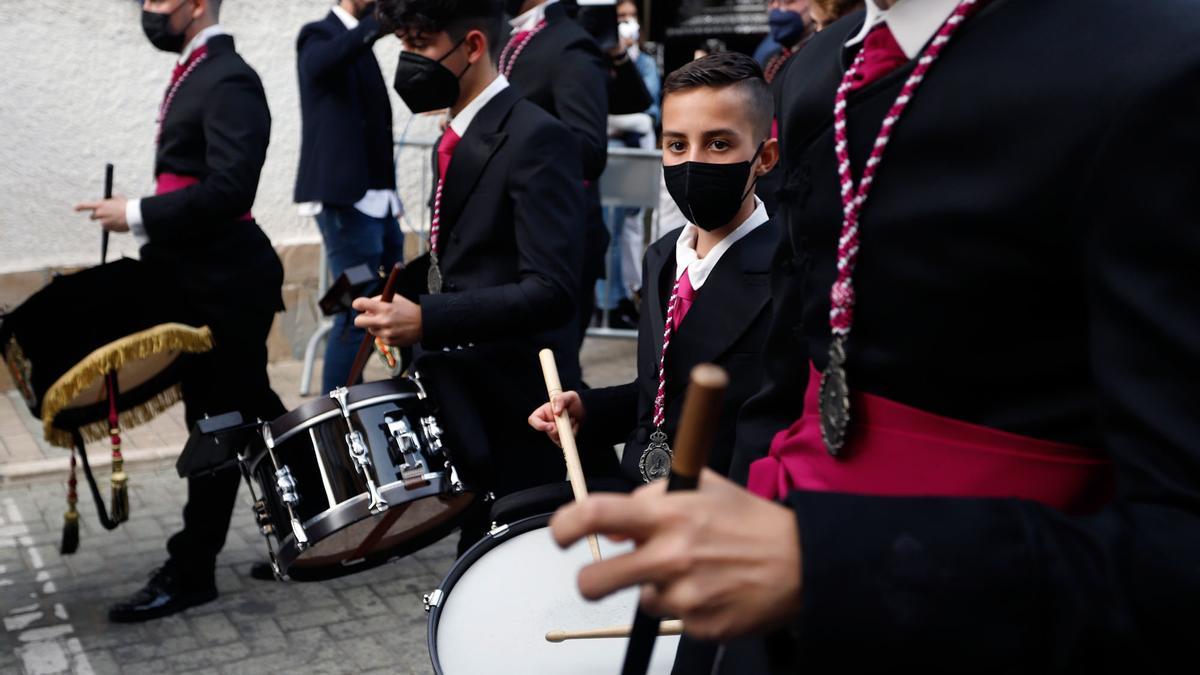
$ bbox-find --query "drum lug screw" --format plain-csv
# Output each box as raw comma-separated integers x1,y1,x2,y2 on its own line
423,589,443,613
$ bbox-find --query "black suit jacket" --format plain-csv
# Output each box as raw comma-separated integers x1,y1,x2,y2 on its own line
293,11,396,206
580,221,777,483
396,86,615,494
137,34,282,324
505,2,610,281
740,2,1200,671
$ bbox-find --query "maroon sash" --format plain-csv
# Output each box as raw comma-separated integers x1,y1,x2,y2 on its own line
747,363,1114,515
155,173,253,222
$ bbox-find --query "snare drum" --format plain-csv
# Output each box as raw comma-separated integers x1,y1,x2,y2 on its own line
244,377,473,580
426,512,680,674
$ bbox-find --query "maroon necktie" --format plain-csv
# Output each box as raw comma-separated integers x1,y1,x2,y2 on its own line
672,271,697,331
437,128,461,184
849,24,908,91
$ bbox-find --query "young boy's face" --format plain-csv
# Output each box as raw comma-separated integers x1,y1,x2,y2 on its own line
661,86,761,168
396,28,465,67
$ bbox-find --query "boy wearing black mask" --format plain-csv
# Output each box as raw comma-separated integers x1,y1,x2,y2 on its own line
362,0,620,551
75,0,286,622
529,52,779,492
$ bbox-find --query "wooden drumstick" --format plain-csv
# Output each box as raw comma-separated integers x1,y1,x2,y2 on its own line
546,620,683,643
346,262,403,388
538,348,602,563
621,364,729,675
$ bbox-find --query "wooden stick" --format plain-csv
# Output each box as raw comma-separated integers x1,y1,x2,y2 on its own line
101,163,113,265
546,620,683,643
538,348,602,562
346,263,403,388
622,364,729,675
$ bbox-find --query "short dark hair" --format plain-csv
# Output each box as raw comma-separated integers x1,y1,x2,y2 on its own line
377,0,505,60
663,52,773,140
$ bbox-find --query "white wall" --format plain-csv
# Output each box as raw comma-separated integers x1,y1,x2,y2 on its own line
0,0,441,275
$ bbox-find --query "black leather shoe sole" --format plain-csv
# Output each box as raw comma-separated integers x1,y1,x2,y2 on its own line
107,587,217,624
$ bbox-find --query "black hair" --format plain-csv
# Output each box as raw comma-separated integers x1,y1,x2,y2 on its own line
377,0,505,61
663,51,774,140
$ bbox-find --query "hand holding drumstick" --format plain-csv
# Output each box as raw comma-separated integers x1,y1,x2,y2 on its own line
528,390,585,446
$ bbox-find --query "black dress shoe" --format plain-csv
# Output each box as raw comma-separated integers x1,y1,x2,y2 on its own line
108,567,217,623
248,560,278,581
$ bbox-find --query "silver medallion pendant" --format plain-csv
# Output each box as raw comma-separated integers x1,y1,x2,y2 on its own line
819,336,851,458
639,430,673,482
427,252,443,295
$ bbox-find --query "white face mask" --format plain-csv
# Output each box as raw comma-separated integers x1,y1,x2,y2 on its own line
618,19,640,44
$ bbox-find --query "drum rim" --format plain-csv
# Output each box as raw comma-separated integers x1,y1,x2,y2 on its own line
273,472,474,579
267,379,420,446
426,512,553,674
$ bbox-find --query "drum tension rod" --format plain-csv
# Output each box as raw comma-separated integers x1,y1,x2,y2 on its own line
331,387,389,515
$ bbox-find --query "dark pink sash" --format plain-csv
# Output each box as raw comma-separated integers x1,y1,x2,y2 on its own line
746,364,1114,515
155,173,253,222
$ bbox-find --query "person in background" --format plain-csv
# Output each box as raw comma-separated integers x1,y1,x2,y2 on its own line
294,0,403,394
600,0,660,329
809,0,865,31
502,0,611,357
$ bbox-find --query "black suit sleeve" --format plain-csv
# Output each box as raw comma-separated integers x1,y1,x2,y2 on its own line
419,121,584,344
297,14,382,82
140,72,270,239
779,68,1200,671
552,39,609,181
578,382,640,448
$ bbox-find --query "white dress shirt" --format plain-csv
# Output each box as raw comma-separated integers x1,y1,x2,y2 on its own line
126,25,229,245
674,197,769,290
845,0,962,59
297,6,402,220
509,0,558,34
448,74,510,139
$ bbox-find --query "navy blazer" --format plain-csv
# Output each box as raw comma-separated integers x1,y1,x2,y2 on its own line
293,11,395,206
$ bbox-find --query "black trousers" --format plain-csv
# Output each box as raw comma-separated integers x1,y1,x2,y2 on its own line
164,288,285,587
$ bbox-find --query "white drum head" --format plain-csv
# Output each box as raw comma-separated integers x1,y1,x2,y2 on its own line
432,517,680,674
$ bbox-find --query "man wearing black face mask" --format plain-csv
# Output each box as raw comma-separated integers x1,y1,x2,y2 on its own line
76,0,285,622
364,0,621,553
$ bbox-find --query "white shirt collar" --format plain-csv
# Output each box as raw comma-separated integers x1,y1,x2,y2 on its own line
845,0,961,60
509,0,558,34
674,197,768,290
331,5,359,30
180,24,226,64
448,74,510,138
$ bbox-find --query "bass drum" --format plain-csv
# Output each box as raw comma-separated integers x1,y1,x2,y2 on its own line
248,377,473,581
426,511,680,674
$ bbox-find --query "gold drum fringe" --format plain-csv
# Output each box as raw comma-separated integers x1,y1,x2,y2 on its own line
34,323,214,448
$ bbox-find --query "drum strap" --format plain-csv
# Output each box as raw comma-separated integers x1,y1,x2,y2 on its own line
71,428,121,532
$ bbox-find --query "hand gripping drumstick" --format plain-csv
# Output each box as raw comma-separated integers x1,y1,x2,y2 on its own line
621,364,729,675
539,348,603,562
346,262,403,388
546,620,683,643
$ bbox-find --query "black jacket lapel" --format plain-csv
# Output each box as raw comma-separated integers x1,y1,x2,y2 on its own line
438,86,518,230
645,230,675,365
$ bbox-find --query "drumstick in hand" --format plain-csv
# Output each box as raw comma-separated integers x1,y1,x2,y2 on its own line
621,364,728,675
346,262,403,388
546,620,683,643
101,163,113,265
539,348,602,563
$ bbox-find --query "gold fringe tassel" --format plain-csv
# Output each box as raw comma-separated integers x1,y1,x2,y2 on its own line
35,323,213,448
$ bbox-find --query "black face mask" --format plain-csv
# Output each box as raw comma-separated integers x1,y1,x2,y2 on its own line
142,1,194,54
392,39,469,114
663,143,764,232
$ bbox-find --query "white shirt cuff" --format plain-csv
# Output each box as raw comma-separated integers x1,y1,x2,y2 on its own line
126,198,148,246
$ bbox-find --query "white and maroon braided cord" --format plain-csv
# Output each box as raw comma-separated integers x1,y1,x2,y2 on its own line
828,0,977,337
430,179,445,254
499,19,547,78
652,276,683,429
156,50,209,145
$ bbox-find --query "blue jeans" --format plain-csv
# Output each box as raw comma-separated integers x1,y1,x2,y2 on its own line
315,205,404,393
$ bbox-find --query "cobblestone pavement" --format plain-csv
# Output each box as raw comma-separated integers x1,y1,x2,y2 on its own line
1,338,636,674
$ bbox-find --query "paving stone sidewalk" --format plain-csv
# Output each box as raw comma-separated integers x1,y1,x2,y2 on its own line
1,338,636,674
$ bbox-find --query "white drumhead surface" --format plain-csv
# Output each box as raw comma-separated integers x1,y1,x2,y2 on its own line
435,524,680,674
